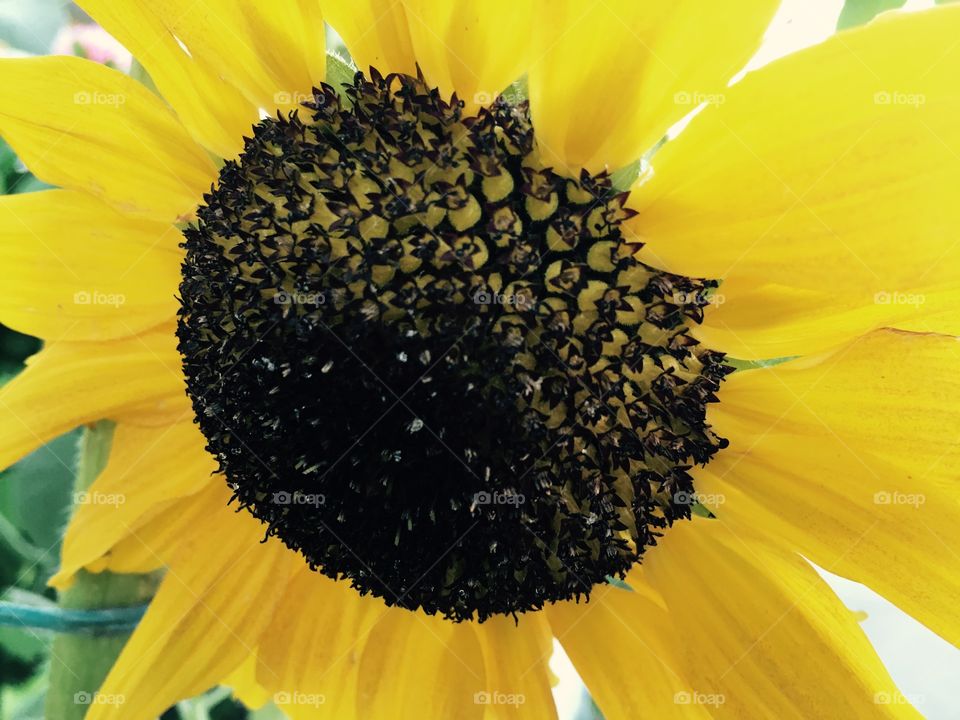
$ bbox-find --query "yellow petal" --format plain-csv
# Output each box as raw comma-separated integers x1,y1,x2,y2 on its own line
530,0,778,174
356,609,485,719
547,587,708,720
76,0,260,159
92,482,232,576
325,0,417,77
0,328,188,471
645,519,922,719
225,653,273,711
0,56,215,223
401,0,537,112
475,614,557,719
631,6,960,354
52,421,216,587
0,190,180,342
690,283,960,360
147,0,325,113
707,328,960,646
712,329,960,483
257,568,383,719
88,509,299,720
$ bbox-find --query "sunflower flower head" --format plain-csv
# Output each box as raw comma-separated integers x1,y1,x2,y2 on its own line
4,1,960,717
178,68,731,622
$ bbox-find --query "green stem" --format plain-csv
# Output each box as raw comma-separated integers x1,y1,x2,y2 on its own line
44,422,161,720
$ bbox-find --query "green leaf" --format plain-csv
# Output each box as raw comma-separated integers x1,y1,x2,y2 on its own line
726,356,798,373
837,0,908,30
0,431,79,562
325,50,357,97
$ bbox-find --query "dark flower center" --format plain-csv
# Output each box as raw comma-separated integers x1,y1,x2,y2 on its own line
177,69,730,622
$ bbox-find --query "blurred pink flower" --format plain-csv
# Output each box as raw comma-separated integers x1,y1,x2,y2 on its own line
51,23,131,71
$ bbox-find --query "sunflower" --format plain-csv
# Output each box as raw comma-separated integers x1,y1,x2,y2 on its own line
1,1,958,718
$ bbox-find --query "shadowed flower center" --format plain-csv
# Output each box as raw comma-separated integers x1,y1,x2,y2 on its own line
177,69,730,622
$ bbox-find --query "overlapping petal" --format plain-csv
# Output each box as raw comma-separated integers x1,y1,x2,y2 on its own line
529,0,778,173
630,6,960,357
0,56,215,222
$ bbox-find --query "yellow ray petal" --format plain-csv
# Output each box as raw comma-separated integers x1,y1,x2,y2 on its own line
645,519,922,719
88,508,299,720
52,421,216,588
547,586,708,720
707,328,960,646
0,328,188,472
474,614,557,719
225,653,273,711
712,329,960,483
0,56,215,223
401,0,538,112
147,0,325,113
356,609,486,719
0,190,180,342
630,6,960,354
529,0,778,174
76,0,260,159
92,482,233,577
257,568,384,719
691,283,960,360
325,0,417,77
